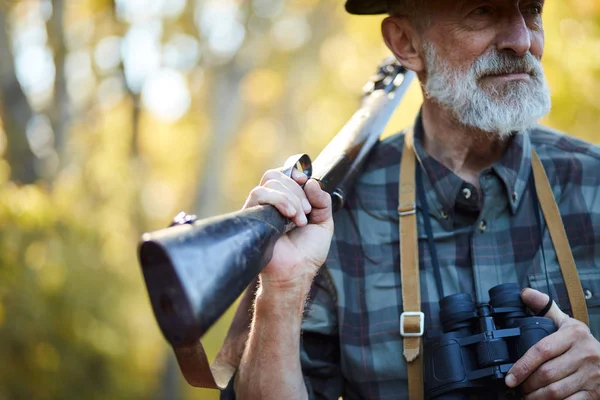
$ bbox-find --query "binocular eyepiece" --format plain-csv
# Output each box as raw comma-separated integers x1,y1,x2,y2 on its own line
424,283,556,400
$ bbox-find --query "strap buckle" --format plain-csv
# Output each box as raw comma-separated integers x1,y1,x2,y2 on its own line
398,202,416,216
400,311,425,337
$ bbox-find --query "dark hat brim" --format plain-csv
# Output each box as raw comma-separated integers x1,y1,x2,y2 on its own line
345,0,387,15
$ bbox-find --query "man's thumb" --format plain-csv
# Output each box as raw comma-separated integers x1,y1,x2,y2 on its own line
521,288,569,328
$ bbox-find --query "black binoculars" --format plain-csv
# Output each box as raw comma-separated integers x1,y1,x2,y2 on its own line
423,283,557,400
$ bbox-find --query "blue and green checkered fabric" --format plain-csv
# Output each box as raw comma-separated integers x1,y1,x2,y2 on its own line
300,115,600,400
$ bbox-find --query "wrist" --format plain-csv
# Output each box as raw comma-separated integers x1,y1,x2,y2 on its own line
259,272,314,298
256,276,313,318
260,268,318,296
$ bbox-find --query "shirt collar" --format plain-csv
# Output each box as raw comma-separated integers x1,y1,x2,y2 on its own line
411,112,532,217
491,131,532,214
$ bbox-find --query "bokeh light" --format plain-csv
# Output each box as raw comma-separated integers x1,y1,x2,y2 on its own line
0,1,599,400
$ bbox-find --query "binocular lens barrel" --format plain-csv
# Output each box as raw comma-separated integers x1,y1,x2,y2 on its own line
489,283,524,308
439,293,476,332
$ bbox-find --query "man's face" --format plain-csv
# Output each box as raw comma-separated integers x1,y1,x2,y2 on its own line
419,0,551,135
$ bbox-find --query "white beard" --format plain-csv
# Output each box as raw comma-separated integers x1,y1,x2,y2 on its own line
423,43,552,137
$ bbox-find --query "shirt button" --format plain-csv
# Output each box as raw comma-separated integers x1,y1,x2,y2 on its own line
584,289,593,300
462,188,472,200
512,192,518,202
479,220,487,232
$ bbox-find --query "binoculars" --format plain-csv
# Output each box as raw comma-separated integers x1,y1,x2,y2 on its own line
424,283,556,399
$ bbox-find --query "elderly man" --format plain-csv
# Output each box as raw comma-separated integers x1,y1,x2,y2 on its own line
234,0,600,399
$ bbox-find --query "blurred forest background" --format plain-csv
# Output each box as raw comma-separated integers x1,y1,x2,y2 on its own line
0,0,599,399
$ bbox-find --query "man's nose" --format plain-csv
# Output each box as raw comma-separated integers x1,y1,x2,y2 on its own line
496,15,532,56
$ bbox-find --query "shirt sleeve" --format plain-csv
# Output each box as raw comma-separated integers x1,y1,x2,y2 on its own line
300,266,343,400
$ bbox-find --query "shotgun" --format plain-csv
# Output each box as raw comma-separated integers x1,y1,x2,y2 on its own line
137,57,415,388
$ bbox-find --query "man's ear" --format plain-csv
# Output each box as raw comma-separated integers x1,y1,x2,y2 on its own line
381,16,425,73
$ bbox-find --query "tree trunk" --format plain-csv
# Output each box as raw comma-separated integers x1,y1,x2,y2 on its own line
47,0,69,162
0,9,38,184
194,62,247,217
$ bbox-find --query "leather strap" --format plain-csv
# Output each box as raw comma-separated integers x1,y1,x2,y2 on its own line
173,277,258,389
399,131,424,400
531,150,589,325
407,344,424,400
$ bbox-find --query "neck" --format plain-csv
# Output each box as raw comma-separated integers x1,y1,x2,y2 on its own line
420,99,511,188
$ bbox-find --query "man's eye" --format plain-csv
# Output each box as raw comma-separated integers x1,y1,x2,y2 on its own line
523,5,543,15
472,6,493,15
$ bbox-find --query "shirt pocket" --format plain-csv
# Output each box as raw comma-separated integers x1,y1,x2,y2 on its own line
528,269,600,340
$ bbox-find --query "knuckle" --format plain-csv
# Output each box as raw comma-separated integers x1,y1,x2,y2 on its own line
571,323,591,338
281,189,300,205
260,169,283,185
249,186,266,198
582,349,598,364
546,385,561,400
512,358,529,379
250,186,289,208
263,179,284,190
277,191,293,205
535,339,553,359
518,359,533,377
538,364,554,382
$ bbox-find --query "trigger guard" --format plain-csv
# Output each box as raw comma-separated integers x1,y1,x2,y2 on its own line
281,153,312,180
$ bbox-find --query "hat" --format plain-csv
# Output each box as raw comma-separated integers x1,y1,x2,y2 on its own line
345,0,387,15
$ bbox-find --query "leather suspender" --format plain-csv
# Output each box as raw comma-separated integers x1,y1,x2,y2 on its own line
398,132,425,399
399,132,590,400
531,151,590,325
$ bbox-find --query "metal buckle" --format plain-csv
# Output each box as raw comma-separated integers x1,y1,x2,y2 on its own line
400,311,425,337
398,202,416,216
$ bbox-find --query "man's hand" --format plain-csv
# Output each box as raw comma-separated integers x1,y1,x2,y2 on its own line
242,167,333,292
236,168,332,400
504,288,600,399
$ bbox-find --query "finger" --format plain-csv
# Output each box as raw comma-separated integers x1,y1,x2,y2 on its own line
520,350,580,394
304,179,332,225
506,330,572,388
521,288,569,328
260,168,308,187
523,369,583,400
263,180,308,226
278,170,312,214
564,392,593,400
290,167,309,186
244,186,304,225
261,169,311,213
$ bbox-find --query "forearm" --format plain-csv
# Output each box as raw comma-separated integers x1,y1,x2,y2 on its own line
235,279,311,400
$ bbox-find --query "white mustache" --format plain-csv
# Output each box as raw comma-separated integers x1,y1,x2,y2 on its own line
472,51,540,79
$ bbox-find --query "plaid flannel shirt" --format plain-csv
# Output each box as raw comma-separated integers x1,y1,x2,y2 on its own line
300,115,600,400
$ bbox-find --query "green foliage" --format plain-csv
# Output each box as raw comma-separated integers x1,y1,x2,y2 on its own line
0,177,164,400
0,1,599,399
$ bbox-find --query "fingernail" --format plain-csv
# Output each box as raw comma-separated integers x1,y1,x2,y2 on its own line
302,198,311,213
299,213,308,225
505,373,516,388
292,169,306,180
286,204,296,216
